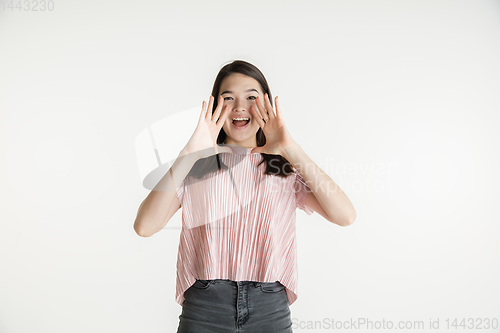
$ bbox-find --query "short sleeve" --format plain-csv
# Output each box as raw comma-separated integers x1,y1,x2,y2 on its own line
294,172,314,215
175,177,186,206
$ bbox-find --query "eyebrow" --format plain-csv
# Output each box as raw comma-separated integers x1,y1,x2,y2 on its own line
220,88,260,95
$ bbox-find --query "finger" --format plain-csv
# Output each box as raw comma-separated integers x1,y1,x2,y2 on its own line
256,95,267,117
212,95,225,122
259,94,273,121
216,105,230,127
264,93,276,119
253,96,266,120
205,95,214,121
275,96,284,120
207,95,215,120
250,106,266,129
199,99,206,124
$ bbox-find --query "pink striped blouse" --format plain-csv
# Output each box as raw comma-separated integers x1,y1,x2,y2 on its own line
174,146,314,306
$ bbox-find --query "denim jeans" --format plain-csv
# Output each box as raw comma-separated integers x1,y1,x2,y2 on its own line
176,278,294,333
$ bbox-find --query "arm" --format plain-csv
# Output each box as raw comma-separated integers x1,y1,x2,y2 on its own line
134,95,233,237
133,148,199,237
282,143,356,227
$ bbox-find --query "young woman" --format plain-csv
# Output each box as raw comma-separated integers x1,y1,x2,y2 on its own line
134,60,356,333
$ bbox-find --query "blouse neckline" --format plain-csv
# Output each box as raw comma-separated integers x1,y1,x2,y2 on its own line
227,146,260,155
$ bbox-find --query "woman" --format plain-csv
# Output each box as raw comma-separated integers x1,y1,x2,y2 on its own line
134,60,356,333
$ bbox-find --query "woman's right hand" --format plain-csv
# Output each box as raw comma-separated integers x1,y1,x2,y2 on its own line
181,95,233,159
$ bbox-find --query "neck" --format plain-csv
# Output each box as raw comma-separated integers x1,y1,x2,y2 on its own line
224,138,257,149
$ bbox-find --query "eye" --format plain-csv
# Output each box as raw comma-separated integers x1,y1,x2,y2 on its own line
223,96,257,101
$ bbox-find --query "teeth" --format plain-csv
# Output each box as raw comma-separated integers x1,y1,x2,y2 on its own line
233,118,250,121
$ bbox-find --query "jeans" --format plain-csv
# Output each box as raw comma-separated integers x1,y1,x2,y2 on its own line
176,279,294,333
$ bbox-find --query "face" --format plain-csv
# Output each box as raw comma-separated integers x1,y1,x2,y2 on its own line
219,73,263,148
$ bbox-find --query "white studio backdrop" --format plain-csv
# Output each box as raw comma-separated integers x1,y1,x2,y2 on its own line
1,0,500,332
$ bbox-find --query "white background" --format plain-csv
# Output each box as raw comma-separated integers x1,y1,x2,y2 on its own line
1,0,499,332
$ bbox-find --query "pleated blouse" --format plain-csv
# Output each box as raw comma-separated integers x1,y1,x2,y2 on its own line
174,146,314,306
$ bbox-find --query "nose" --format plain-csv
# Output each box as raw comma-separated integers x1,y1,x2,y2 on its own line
232,99,247,112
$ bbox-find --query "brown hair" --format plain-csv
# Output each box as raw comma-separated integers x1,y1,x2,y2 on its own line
186,60,296,180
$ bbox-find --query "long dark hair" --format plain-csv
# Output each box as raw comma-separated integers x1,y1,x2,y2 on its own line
186,60,296,180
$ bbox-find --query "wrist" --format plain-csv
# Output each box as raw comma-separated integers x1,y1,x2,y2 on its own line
280,142,300,156
179,147,201,160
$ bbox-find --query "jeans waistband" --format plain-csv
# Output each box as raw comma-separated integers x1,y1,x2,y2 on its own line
201,278,280,288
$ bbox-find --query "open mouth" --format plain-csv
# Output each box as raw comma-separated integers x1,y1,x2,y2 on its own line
232,117,250,129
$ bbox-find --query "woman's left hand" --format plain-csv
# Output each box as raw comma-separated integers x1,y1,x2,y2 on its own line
249,94,298,155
